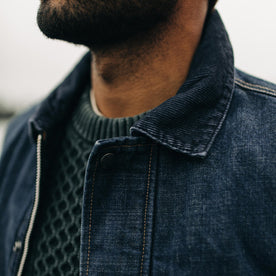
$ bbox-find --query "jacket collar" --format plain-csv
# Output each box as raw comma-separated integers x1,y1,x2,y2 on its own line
131,11,235,157
29,11,234,158
29,52,91,141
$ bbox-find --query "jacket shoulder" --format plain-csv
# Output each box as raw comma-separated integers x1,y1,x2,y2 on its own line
234,69,276,99
224,69,276,153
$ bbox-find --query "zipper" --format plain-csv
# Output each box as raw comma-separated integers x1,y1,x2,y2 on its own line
16,134,43,276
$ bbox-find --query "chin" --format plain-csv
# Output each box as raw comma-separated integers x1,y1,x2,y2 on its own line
37,0,178,48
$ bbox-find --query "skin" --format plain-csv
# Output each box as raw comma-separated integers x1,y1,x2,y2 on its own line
37,0,209,118
91,0,208,117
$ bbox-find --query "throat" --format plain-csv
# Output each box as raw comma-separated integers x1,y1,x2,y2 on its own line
90,0,208,118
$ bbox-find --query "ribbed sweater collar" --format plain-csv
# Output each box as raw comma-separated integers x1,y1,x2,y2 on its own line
72,86,145,142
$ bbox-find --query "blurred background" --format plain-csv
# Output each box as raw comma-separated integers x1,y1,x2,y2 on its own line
0,0,276,152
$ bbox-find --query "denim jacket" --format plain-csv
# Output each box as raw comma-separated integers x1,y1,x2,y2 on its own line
0,11,275,276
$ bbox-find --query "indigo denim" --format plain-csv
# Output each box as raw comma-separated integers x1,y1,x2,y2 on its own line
0,11,275,276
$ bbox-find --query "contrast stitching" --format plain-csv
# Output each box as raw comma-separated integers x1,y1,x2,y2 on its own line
86,159,98,276
236,80,276,97
236,78,276,93
235,79,276,97
140,145,153,276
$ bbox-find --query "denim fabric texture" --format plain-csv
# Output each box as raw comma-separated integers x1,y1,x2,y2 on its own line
0,11,275,276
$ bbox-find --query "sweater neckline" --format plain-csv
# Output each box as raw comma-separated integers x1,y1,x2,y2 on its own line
71,85,146,142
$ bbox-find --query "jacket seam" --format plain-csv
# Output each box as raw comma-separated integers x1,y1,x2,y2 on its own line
140,145,153,275
235,78,276,97
86,159,98,276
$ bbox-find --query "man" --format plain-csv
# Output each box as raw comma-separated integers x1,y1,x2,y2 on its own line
0,0,275,275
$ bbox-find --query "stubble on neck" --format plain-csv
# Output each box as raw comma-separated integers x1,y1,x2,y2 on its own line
91,0,208,118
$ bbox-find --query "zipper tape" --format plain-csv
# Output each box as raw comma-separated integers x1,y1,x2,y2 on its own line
17,134,42,276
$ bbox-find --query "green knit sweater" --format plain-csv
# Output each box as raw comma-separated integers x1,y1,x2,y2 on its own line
23,86,145,275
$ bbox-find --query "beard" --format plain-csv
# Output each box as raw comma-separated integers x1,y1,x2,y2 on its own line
37,0,178,51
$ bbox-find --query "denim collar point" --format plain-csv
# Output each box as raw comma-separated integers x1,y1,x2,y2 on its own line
130,11,235,157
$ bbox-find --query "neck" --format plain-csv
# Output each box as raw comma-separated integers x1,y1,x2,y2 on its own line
90,0,208,118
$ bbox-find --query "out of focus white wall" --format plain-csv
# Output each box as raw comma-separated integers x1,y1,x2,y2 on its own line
217,0,276,84
0,0,275,110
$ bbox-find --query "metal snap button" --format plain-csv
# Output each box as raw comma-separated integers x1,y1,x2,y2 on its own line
100,153,115,169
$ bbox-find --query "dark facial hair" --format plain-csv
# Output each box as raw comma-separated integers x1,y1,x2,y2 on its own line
37,0,178,51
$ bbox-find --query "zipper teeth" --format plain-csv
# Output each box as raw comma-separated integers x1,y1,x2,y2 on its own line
17,134,42,276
